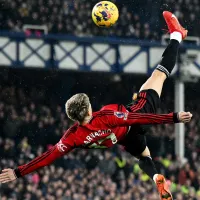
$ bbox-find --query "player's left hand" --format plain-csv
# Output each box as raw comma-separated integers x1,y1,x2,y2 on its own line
178,111,192,123
0,169,17,183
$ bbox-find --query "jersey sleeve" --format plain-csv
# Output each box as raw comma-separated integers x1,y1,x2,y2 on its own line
14,138,73,178
101,110,179,127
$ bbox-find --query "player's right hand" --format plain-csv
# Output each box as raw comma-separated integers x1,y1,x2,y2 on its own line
178,111,192,123
0,169,17,183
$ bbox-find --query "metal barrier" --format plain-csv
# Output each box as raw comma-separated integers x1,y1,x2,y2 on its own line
0,31,200,76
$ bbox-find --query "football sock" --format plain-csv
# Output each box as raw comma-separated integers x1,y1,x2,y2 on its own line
170,31,182,43
153,174,159,183
156,39,180,77
139,156,158,180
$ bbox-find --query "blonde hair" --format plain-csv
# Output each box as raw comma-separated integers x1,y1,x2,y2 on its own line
65,93,90,122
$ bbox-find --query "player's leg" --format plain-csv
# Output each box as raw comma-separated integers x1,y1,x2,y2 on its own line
129,11,188,114
138,146,157,179
121,132,173,200
139,147,173,200
139,11,188,97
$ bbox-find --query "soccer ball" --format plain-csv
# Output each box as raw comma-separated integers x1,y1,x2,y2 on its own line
92,1,119,27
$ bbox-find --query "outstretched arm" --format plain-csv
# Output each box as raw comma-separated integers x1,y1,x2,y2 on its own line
0,141,72,183
101,110,192,127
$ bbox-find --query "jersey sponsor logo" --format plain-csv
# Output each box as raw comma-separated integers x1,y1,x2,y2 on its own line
57,141,68,152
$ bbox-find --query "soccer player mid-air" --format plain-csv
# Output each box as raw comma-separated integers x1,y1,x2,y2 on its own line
0,11,192,200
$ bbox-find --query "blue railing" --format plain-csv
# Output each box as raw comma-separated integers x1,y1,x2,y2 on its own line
0,31,200,75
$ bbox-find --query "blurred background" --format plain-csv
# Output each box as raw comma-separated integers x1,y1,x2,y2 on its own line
0,0,200,199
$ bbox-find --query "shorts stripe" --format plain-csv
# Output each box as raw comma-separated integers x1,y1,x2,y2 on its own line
137,93,147,111
130,92,147,112
131,98,145,112
129,92,144,111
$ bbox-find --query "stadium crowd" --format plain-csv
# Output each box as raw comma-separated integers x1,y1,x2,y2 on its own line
1,0,200,39
0,77,200,200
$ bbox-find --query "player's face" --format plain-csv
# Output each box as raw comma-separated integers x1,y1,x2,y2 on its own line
88,103,92,116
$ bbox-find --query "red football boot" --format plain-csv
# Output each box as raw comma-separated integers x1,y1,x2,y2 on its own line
155,174,173,200
163,11,188,40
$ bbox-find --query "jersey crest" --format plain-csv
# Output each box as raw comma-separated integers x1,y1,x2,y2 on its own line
114,112,125,118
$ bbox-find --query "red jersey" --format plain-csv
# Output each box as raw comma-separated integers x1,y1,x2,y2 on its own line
14,104,179,178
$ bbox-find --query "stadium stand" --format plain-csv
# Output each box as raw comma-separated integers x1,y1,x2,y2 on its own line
0,70,200,200
1,0,200,39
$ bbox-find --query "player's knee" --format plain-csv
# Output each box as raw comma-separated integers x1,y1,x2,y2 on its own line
141,146,151,157
152,69,167,80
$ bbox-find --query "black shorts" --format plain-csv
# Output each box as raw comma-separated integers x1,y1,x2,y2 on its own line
119,89,160,157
